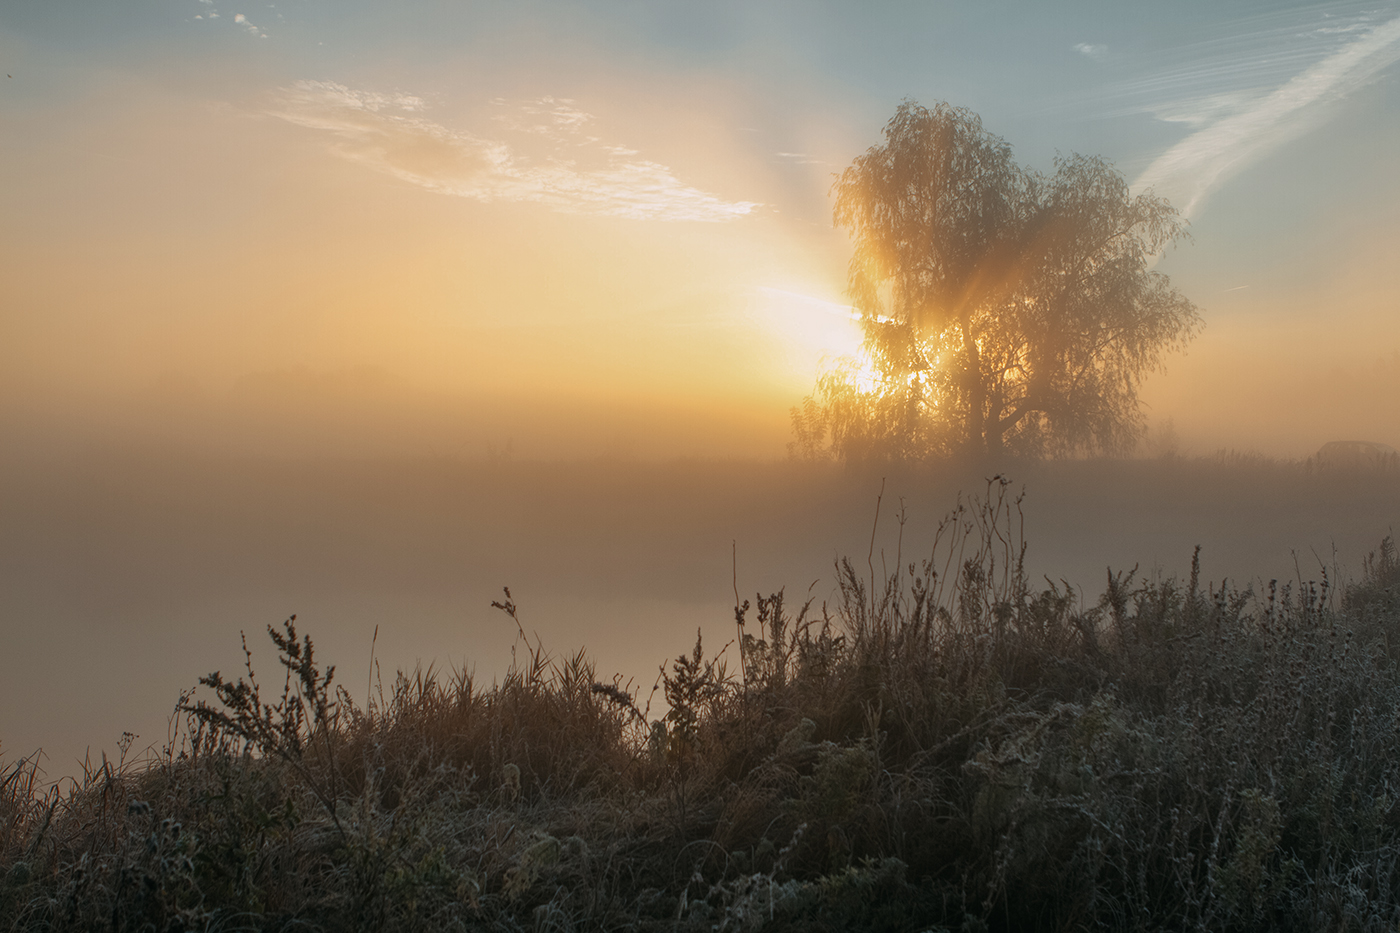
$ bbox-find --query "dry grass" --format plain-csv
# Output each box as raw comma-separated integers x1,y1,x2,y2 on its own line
4,477,1400,931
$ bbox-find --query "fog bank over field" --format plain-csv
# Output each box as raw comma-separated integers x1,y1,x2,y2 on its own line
2,442,1396,779
5,0,1400,799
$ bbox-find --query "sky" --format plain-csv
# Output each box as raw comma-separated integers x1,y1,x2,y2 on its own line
3,0,1400,775
3,0,1400,460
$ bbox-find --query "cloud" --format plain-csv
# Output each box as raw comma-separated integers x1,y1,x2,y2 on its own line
232,13,266,37
1133,12,1400,217
1074,43,1108,62
492,96,595,136
268,82,759,222
1146,89,1263,128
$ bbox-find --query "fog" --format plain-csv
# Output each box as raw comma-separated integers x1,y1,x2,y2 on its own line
4,430,1397,778
5,0,1400,780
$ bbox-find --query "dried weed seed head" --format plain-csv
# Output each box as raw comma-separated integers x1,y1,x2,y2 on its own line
501,763,521,804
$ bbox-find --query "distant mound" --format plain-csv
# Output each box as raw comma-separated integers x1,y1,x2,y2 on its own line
1312,440,1400,471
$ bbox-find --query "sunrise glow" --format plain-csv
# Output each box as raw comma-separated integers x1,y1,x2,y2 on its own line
3,0,1400,821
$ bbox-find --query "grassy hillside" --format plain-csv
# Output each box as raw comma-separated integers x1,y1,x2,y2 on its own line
4,477,1400,931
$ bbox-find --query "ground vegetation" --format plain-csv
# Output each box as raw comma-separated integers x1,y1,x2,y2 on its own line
4,480,1400,930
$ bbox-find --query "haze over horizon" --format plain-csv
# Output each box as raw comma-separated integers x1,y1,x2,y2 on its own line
3,0,1400,776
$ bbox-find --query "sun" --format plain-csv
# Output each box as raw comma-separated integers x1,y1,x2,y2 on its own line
753,286,882,389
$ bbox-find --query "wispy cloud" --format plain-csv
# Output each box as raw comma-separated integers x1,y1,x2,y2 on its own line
268,82,759,222
1147,90,1263,129
1133,10,1400,217
232,13,267,38
774,152,824,165
1074,43,1108,62
1101,5,1392,116
191,0,269,32
492,97,595,136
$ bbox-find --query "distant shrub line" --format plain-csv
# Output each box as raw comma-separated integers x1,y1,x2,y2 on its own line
4,478,1400,931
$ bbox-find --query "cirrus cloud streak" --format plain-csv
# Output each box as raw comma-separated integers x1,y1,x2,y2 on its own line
268,81,759,222
1134,13,1400,219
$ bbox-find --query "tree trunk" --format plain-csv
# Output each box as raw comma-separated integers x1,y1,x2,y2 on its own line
986,404,1006,460
961,313,987,458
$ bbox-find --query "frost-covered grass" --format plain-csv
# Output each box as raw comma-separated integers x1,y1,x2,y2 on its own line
3,478,1400,931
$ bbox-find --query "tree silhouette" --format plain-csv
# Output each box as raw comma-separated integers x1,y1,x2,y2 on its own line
793,101,1201,462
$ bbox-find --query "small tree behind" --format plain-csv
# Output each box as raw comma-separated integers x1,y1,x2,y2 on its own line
793,101,1201,462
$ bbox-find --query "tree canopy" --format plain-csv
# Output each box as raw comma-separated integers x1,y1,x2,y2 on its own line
793,101,1201,462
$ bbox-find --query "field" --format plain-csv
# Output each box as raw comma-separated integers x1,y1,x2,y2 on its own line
4,457,1400,930
4,447,1399,768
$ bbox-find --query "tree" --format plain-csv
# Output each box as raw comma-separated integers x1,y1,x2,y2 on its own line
792,101,1201,463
